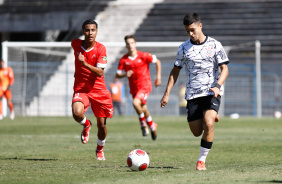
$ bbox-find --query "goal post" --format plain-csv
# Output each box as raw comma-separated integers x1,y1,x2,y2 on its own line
1,41,261,117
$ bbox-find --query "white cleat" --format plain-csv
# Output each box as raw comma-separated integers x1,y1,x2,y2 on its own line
10,111,15,120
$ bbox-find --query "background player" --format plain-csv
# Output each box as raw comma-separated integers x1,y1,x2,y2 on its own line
109,78,125,116
71,19,113,160
0,59,15,120
160,13,229,170
116,35,161,140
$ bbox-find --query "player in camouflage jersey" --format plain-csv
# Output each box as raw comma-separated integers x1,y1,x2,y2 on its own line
160,13,229,170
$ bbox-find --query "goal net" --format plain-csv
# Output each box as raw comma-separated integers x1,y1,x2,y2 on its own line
2,41,264,117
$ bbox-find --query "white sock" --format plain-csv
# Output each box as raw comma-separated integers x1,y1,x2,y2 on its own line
198,146,210,163
139,113,146,127
146,115,152,122
79,117,86,125
97,138,106,146
139,113,145,118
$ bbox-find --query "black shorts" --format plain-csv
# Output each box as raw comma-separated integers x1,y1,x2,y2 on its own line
186,95,221,122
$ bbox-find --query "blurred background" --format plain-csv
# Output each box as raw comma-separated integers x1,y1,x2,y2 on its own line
1,0,282,118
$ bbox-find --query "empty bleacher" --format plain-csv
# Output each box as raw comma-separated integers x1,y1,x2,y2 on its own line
134,1,282,64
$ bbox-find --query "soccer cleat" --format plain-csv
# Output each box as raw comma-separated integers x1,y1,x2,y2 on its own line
215,114,219,122
196,161,207,170
81,120,92,144
10,111,15,120
96,150,106,160
150,123,158,141
0,115,3,120
141,126,149,136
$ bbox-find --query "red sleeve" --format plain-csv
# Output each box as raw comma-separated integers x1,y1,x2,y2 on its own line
71,39,80,51
142,52,154,64
97,44,107,68
117,57,125,71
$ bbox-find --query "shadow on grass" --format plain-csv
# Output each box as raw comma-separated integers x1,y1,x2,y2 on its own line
260,181,282,183
269,181,282,183
2,157,58,161
90,165,179,170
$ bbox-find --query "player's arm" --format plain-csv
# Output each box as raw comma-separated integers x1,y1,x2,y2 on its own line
210,64,229,98
154,59,161,87
78,52,104,77
160,66,181,108
7,68,14,90
115,70,127,78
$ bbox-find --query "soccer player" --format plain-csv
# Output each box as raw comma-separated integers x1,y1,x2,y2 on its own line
71,19,113,160
116,35,161,140
109,78,125,116
160,13,229,170
0,59,15,120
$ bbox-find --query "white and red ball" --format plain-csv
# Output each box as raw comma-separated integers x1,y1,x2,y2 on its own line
127,149,150,171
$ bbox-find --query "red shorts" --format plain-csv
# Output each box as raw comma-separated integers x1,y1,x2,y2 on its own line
72,91,113,118
132,89,150,105
0,90,12,100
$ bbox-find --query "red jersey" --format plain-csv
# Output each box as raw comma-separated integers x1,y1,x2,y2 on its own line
0,67,14,91
71,39,108,93
117,50,156,95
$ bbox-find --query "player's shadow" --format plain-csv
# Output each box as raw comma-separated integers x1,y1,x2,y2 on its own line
118,165,179,170
259,180,282,183
2,157,58,161
267,181,282,183
148,166,179,170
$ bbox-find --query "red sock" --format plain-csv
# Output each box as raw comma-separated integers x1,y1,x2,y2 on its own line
84,119,90,127
97,145,104,152
146,117,156,131
147,119,154,127
139,116,146,127
8,102,13,112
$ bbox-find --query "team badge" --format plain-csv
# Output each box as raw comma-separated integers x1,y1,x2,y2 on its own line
203,46,215,57
103,56,107,61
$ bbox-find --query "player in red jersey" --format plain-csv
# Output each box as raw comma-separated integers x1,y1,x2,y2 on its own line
116,35,161,140
71,19,113,160
0,59,15,120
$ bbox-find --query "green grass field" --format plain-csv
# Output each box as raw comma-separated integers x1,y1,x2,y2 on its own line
0,116,281,184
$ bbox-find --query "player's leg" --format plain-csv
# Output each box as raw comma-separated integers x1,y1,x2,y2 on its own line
197,96,221,170
132,97,148,136
96,117,107,160
90,90,113,160
0,97,3,120
187,96,209,170
0,90,4,120
72,93,92,144
116,102,122,115
195,110,217,170
5,90,14,120
142,104,157,140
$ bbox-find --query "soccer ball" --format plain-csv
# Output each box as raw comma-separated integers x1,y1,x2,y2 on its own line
127,149,150,171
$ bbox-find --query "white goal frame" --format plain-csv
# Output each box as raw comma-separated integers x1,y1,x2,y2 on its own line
1,41,261,117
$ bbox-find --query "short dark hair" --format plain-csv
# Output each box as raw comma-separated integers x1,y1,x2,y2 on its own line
124,35,135,42
82,19,98,30
183,13,201,26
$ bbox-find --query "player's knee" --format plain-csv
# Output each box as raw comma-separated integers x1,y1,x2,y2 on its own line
192,130,203,137
72,108,83,120
132,98,140,108
97,122,106,129
204,121,214,132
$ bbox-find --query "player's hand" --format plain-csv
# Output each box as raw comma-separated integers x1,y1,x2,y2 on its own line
154,78,161,87
210,87,220,98
160,94,169,108
127,70,133,77
78,52,86,66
